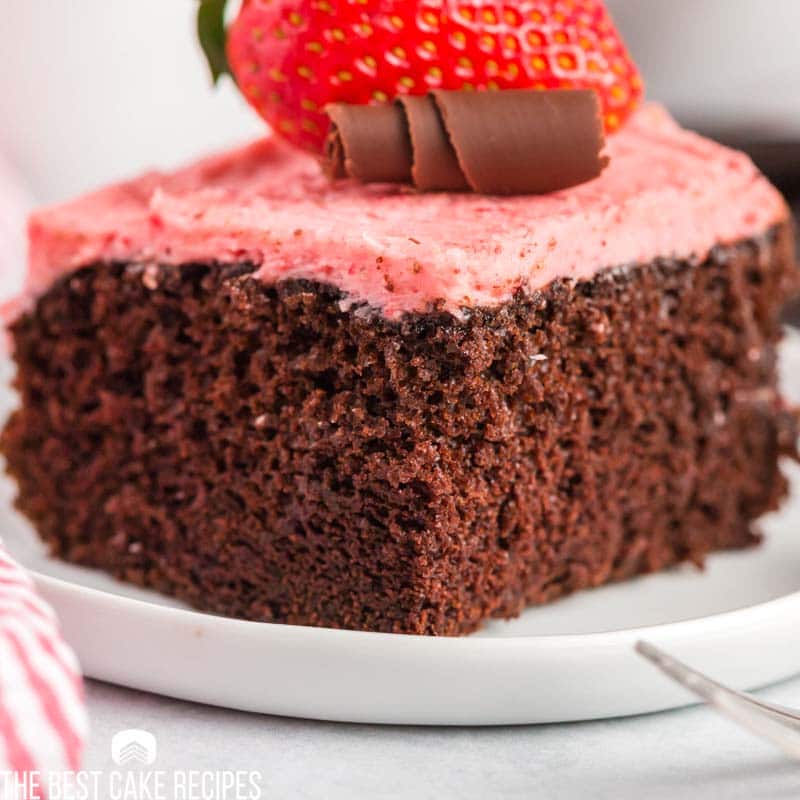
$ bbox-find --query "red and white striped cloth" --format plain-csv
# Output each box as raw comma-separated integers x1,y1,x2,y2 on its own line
0,157,87,781
0,542,87,775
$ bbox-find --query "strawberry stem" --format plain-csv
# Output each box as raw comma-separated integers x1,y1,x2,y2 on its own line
197,0,231,83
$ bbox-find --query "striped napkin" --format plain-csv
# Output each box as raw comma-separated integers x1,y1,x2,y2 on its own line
0,156,87,777
0,542,87,774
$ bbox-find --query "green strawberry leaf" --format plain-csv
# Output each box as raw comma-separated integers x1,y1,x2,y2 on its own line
197,0,231,83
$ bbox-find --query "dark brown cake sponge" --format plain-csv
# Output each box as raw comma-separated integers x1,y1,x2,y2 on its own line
1,222,798,635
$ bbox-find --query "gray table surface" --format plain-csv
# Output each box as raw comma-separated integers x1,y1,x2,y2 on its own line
81,673,800,799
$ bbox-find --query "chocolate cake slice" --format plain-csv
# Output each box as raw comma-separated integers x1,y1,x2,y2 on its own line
2,105,798,635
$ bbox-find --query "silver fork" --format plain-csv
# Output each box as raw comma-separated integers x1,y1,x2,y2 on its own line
636,640,800,759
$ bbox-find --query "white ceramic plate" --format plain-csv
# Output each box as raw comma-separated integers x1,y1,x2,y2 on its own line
2,334,800,726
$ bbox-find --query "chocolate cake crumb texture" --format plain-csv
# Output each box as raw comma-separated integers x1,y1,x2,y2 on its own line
1,224,798,635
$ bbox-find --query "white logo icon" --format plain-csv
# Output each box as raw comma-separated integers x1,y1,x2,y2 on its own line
111,729,157,766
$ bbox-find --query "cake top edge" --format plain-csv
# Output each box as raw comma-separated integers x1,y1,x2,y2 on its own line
25,103,788,319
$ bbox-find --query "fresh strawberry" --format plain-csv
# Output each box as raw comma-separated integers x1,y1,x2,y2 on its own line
198,0,643,153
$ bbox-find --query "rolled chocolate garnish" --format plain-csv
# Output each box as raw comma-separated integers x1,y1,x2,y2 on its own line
396,95,469,192
324,88,608,195
433,89,608,195
325,103,412,183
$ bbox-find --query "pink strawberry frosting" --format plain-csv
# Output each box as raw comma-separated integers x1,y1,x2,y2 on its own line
25,104,788,319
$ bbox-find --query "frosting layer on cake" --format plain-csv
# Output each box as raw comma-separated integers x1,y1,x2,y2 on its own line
27,104,788,318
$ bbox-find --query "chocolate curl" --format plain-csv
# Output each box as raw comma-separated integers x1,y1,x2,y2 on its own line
434,89,608,195
325,103,412,183
396,95,469,191
324,89,608,195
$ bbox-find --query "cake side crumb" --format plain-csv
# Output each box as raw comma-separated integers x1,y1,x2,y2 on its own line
1,223,797,634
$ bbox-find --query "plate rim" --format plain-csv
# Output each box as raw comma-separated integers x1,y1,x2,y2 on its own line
28,565,800,648
28,564,800,725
